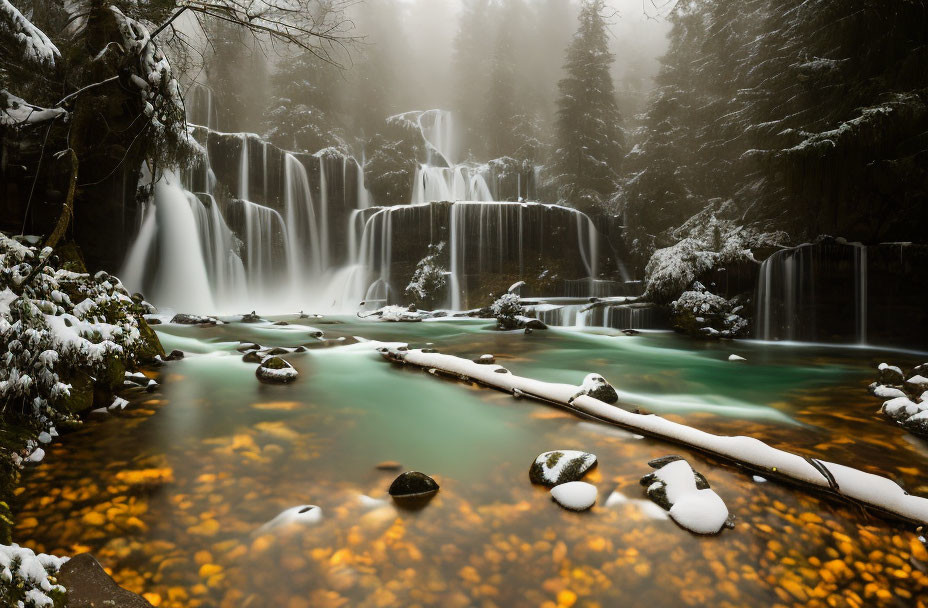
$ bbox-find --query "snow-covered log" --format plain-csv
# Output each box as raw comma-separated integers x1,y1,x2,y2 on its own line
378,346,928,526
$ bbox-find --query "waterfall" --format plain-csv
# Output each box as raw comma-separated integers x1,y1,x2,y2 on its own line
527,301,659,330
755,241,869,344
122,171,217,312
123,108,617,314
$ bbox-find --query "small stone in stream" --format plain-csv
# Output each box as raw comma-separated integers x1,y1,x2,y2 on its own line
237,342,261,352
164,349,184,361
57,553,155,608
242,351,263,363
265,347,290,356
878,363,905,385
241,311,262,323
310,330,324,338
145,379,158,392
550,481,597,511
171,313,216,325
728,354,746,361
572,373,619,404
422,348,438,353
299,311,310,318
408,304,417,312
530,450,597,486
389,471,439,509
621,329,640,336
494,367,510,374
293,346,307,352
523,318,547,330
475,354,495,364
524,327,533,335
125,372,148,386
869,382,907,400
376,461,403,470
147,317,162,325
274,320,290,326
256,356,299,384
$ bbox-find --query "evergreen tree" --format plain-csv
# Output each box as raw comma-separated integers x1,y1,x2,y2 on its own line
549,0,624,215
263,51,346,153
451,0,495,159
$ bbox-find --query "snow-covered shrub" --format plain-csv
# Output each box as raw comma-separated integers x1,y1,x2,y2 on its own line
644,205,786,303
671,284,749,339
0,233,162,473
405,242,447,309
491,293,524,330
0,544,68,608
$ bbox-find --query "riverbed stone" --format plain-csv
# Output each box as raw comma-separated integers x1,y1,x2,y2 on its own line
164,349,184,361
550,481,598,511
878,363,905,385
388,471,439,497
529,450,597,486
242,350,263,363
241,311,262,323
256,356,298,384
171,313,216,325
57,553,154,607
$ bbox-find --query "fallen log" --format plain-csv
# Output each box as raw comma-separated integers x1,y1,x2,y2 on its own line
378,346,928,527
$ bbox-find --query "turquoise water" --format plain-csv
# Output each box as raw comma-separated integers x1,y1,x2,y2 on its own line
14,316,928,607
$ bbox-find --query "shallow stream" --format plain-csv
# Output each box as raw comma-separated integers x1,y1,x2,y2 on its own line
14,317,928,607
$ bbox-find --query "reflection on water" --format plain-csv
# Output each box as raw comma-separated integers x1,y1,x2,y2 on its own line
13,318,928,607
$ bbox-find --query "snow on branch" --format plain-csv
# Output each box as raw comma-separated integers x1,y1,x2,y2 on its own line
0,0,60,70
0,90,66,127
379,346,928,526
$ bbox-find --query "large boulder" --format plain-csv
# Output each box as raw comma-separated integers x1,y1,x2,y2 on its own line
529,450,597,486
639,456,732,534
56,553,154,608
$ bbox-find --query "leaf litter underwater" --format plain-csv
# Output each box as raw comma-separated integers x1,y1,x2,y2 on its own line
13,316,928,607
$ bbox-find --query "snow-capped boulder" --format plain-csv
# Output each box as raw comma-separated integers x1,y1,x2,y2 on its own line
905,375,928,394
255,356,298,384
474,354,496,364
640,456,731,535
241,311,262,323
170,313,216,325
869,383,908,400
571,373,619,405
529,450,597,486
728,354,746,361
550,481,597,511
878,363,905,385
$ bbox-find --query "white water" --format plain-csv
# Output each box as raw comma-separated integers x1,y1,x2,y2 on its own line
755,242,869,344
123,109,615,314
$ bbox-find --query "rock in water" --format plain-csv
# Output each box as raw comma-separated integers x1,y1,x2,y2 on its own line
572,374,619,405
255,505,322,534
388,471,439,509
878,362,905,385
242,350,263,363
640,456,731,534
529,450,597,486
256,356,298,384
57,553,155,607
376,461,403,470
550,481,597,511
164,349,184,361
241,311,262,323
171,313,216,325
475,354,496,364
728,354,746,361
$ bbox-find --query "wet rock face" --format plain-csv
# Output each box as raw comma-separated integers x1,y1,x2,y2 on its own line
388,471,440,497
57,553,155,608
529,450,597,487
255,356,298,384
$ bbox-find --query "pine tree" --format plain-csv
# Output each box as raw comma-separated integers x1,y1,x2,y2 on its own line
549,0,624,215
263,51,346,153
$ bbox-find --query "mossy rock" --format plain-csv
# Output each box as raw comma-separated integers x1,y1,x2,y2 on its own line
134,316,166,363
53,367,95,414
55,240,88,273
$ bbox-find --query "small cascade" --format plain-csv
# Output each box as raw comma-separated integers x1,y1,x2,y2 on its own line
755,240,869,344
526,300,662,330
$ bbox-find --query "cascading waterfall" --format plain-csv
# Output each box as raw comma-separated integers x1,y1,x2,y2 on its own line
123,108,617,315
755,241,869,344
